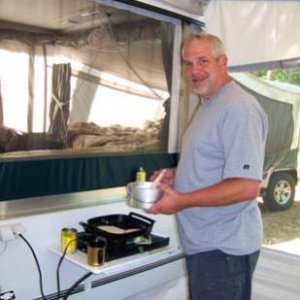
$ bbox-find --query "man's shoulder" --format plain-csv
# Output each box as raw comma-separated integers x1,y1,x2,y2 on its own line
222,81,265,111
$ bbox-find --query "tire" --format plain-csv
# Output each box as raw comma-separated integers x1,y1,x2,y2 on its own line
263,172,295,211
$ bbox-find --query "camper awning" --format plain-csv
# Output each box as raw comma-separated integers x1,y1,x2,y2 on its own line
204,0,300,67
128,0,206,22
134,0,300,68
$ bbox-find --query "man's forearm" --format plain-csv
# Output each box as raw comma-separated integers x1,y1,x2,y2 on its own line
180,178,260,208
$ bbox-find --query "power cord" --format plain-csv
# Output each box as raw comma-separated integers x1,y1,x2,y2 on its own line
56,239,75,300
19,234,46,300
57,239,94,300
17,234,93,300
62,272,93,300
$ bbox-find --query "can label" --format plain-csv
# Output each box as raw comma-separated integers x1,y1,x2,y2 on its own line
87,246,106,267
61,228,77,254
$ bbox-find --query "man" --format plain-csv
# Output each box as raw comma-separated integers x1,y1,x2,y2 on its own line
148,32,268,300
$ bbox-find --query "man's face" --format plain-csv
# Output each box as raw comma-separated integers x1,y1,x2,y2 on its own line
182,39,228,99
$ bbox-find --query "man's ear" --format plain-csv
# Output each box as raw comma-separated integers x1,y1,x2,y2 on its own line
218,55,228,68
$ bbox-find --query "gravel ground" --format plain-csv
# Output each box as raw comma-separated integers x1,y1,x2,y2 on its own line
262,200,300,246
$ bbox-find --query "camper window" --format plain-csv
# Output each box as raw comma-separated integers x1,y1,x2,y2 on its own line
0,0,174,158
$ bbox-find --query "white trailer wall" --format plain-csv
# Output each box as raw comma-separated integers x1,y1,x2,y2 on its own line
0,192,187,299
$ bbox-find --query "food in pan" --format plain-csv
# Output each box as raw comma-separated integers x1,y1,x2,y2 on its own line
97,225,140,235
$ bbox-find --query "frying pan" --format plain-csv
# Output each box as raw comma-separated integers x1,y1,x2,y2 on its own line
80,212,155,240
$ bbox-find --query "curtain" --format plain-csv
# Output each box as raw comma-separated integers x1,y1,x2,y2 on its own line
48,63,71,147
160,23,174,150
27,45,35,133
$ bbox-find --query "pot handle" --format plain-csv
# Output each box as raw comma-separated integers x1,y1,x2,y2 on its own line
126,183,133,197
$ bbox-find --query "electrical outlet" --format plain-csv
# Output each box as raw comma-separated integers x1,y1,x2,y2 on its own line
0,226,14,242
0,223,26,242
11,223,26,235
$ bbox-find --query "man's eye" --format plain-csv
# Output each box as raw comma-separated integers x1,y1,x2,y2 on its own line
198,59,208,65
183,59,208,68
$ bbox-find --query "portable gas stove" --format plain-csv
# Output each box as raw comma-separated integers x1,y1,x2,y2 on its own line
77,212,170,262
77,231,169,261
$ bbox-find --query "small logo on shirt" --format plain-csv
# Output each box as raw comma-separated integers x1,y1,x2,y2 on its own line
243,164,250,170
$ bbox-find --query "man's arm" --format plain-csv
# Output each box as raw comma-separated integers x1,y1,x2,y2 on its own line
147,178,260,214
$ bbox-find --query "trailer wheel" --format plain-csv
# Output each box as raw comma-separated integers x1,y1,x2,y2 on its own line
263,172,295,211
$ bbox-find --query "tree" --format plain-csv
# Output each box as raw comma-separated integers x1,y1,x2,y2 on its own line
252,69,300,86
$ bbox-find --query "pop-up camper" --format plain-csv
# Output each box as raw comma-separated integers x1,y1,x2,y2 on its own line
1,1,300,299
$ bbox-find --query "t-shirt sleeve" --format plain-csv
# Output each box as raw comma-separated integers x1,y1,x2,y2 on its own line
221,100,268,180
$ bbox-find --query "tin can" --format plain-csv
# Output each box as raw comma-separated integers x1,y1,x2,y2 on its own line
61,228,77,254
87,237,106,267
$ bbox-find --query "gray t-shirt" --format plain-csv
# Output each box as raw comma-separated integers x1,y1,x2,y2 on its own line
175,81,268,256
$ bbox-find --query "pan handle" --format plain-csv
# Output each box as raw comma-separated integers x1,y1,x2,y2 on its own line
129,212,155,233
79,221,95,233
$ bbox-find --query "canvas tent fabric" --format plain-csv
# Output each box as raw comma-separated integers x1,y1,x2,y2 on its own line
0,2,173,135
49,63,71,146
204,0,300,67
133,0,300,68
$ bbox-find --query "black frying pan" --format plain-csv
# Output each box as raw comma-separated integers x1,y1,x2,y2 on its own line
80,212,155,240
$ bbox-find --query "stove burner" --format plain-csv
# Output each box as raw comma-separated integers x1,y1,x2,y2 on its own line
77,231,169,262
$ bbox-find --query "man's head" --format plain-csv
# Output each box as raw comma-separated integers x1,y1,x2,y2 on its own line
182,32,231,99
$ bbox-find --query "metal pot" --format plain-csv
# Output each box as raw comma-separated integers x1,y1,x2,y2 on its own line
127,181,163,209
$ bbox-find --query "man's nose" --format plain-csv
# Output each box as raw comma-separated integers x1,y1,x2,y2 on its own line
189,63,203,75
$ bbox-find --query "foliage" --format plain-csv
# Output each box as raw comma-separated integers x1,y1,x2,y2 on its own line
252,69,300,86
